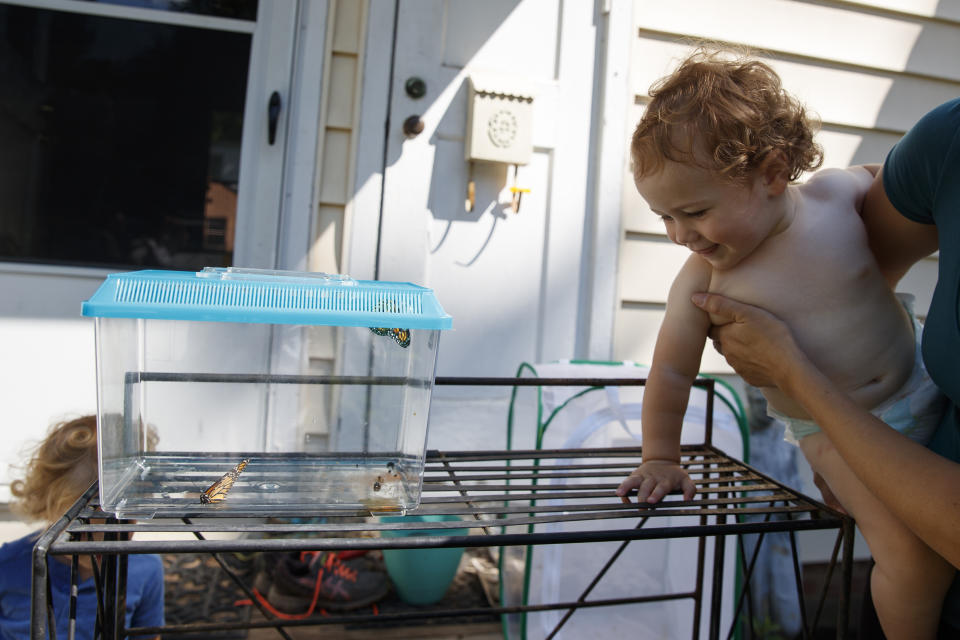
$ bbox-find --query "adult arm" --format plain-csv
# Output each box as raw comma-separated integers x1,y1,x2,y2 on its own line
861,168,938,287
693,292,960,569
862,100,958,287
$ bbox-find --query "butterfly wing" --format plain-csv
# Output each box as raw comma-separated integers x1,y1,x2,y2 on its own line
200,474,236,504
390,328,411,348
369,326,411,348
200,458,249,504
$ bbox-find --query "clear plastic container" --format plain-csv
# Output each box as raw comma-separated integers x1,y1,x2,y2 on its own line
81,268,451,518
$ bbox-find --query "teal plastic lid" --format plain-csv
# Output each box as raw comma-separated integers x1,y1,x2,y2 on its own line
81,268,452,329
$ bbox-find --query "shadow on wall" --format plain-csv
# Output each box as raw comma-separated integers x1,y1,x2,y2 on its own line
838,5,958,166
0,270,105,320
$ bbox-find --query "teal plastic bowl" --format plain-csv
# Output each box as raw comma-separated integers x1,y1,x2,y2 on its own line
379,514,469,605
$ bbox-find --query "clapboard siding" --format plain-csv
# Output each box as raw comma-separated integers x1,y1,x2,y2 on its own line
635,0,960,82
304,0,367,431
619,238,688,303
614,0,956,371
615,305,730,371
310,0,366,281
630,38,960,133
841,0,960,22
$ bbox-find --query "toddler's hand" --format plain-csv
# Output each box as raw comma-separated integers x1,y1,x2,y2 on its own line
616,460,696,504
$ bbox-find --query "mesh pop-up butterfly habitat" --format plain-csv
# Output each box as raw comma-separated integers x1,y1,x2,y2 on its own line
82,267,451,518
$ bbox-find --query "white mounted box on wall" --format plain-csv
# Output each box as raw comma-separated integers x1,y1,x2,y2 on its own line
465,74,535,165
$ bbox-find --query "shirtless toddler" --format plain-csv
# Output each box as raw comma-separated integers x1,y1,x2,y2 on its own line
614,49,952,640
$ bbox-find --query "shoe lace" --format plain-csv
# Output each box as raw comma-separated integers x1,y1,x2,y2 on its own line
250,550,367,620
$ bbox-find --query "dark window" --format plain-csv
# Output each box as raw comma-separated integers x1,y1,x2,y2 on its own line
78,1,258,22
0,3,252,270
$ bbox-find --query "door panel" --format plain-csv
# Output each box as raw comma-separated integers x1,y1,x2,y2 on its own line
376,0,596,380
233,0,298,268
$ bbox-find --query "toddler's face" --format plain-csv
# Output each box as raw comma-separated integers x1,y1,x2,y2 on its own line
635,160,782,271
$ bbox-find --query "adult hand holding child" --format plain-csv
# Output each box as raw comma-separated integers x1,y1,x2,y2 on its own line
691,292,801,389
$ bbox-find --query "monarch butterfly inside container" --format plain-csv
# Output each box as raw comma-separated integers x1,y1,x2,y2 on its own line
200,459,249,504
370,326,411,348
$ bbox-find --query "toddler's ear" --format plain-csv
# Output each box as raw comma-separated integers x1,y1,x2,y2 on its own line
760,150,789,195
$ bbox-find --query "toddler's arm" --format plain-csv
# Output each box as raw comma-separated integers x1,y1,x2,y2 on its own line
617,256,711,504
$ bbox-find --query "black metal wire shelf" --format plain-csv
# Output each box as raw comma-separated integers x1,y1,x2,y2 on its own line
50,446,842,550
30,376,855,640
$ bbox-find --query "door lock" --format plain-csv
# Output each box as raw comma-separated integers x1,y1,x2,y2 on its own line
405,76,427,99
402,115,425,138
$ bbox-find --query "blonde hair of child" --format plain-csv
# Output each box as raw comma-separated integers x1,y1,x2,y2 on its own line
9,415,98,524
631,47,823,183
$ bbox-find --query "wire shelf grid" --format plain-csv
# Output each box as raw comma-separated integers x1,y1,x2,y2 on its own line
30,376,854,640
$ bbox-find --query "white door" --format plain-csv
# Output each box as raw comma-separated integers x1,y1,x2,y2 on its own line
0,0,302,497
367,0,597,450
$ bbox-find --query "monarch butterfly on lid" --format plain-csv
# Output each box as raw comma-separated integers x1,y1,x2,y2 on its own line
370,326,411,348
200,458,249,504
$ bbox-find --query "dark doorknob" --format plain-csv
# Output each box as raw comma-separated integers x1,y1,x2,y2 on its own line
402,115,425,138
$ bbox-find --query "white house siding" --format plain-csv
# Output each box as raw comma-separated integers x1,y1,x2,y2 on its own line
298,0,368,454
613,0,958,372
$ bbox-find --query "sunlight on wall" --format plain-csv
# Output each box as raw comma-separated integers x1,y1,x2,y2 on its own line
635,0,924,73
861,0,959,19
814,130,868,170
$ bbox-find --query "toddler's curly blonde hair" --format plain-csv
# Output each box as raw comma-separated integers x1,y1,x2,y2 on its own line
631,47,823,184
10,415,98,524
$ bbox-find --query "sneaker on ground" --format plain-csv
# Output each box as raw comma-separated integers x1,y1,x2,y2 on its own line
265,550,389,614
